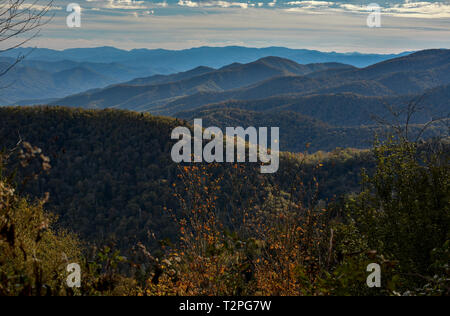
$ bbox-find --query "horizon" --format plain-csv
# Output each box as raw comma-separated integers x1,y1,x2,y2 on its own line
5,0,449,54
14,44,422,55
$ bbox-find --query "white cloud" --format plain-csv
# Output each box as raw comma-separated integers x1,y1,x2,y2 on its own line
384,2,450,18
18,4,62,11
177,0,199,7
177,1,249,8
287,1,334,6
27,5,450,54
283,1,450,18
105,0,147,10
154,1,168,8
83,0,450,19
209,1,249,9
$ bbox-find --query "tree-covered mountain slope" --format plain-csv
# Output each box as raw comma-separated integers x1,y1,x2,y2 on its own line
0,106,372,251
51,57,350,110
50,49,450,114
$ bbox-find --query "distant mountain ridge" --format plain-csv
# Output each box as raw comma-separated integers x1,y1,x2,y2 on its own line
0,57,160,104
0,62,113,104
3,46,411,68
176,84,450,126
51,49,450,119
51,57,351,110
4,48,448,153
0,46,413,105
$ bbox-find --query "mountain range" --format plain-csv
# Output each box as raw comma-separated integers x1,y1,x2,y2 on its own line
2,46,410,69
0,57,162,104
50,49,449,113
52,57,354,111
51,49,449,118
0,46,411,105
2,47,449,153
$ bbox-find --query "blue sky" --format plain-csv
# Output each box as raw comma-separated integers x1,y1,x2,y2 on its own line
11,0,450,52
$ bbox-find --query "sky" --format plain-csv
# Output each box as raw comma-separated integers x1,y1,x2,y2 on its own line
8,0,450,53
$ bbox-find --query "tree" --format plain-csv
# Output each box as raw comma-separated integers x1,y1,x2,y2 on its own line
0,0,53,77
340,136,449,295
0,144,81,296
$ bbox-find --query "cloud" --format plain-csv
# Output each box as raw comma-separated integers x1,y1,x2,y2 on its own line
210,1,249,9
282,1,450,18
81,0,167,10
177,0,199,7
287,1,334,6
76,0,450,18
154,1,168,7
104,0,148,10
17,0,450,53
177,1,249,8
18,3,62,11
384,2,450,18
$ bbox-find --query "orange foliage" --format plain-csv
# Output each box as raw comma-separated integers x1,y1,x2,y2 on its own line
146,162,332,296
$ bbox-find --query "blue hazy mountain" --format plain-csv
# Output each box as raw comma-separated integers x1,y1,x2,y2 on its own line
51,56,353,111
0,46,413,105
0,57,162,104
3,46,411,69
51,49,450,117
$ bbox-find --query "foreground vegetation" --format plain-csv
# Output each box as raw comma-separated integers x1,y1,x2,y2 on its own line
0,107,448,296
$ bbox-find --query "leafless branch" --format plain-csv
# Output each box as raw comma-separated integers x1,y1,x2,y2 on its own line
0,0,53,78
372,93,449,144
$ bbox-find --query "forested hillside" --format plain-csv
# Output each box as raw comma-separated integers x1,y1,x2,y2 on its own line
176,106,446,153
0,107,181,250
0,106,370,252
1,106,447,296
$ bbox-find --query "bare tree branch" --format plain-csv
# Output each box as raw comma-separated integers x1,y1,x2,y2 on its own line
372,92,449,144
0,0,53,78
